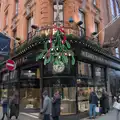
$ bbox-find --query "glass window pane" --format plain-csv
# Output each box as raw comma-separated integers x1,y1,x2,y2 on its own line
44,87,76,115
78,62,92,77
77,79,94,112
110,0,115,19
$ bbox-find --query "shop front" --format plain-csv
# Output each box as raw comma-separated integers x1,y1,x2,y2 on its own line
1,38,120,119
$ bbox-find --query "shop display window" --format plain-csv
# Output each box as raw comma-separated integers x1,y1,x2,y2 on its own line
19,66,41,110
44,87,76,115
77,79,94,112
20,88,40,109
78,62,92,77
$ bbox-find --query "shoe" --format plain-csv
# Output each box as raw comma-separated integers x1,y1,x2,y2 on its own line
89,117,92,119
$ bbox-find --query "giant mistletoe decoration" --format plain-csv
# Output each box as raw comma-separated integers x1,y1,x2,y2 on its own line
36,25,75,65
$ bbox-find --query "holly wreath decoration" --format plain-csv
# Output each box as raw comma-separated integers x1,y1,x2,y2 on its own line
36,25,75,65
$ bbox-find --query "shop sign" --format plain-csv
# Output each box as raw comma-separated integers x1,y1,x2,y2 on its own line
81,50,120,69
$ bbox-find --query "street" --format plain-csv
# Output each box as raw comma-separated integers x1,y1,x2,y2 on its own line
0,107,118,120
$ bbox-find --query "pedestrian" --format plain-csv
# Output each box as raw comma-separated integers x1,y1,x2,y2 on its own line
52,90,61,120
1,97,9,120
40,90,52,120
101,89,109,114
89,88,98,119
9,87,19,119
116,96,120,120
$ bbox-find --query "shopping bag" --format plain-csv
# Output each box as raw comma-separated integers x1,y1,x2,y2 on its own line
113,102,120,110
95,107,99,113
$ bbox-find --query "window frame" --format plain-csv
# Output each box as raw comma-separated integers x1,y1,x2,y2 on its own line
110,0,115,19
15,0,19,15
5,12,8,27
93,0,96,6
53,1,64,26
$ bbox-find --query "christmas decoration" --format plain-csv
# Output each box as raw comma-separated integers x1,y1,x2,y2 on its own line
36,25,75,65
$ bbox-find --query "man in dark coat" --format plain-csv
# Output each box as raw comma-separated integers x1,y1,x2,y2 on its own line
89,88,98,119
52,90,61,120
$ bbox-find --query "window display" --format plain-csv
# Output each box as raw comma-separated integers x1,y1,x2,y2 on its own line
78,62,92,77
20,88,40,109
44,87,76,115
19,66,41,110
77,78,94,112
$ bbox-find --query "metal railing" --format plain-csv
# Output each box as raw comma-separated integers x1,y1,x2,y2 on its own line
11,25,86,56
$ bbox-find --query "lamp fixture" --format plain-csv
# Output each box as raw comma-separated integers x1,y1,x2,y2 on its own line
92,32,97,36
31,24,39,29
77,21,83,26
69,17,74,23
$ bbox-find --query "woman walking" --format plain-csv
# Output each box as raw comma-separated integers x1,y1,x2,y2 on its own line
1,97,8,120
52,90,61,120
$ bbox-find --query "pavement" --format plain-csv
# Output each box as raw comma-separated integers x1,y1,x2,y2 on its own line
0,107,118,120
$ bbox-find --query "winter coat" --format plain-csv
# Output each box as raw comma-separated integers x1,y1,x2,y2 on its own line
101,93,109,109
52,94,61,117
89,92,98,105
41,96,52,115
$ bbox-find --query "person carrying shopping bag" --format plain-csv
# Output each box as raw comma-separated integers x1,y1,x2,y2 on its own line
89,88,98,119
1,97,9,120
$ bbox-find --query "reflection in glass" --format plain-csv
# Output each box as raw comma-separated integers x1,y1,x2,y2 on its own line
44,87,76,115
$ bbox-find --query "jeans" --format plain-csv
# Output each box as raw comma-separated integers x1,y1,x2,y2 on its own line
89,104,96,118
44,114,50,120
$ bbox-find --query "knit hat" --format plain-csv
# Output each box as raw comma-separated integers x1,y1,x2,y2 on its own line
42,90,48,96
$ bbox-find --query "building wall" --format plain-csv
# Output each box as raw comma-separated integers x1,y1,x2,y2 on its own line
0,0,105,50
102,0,120,57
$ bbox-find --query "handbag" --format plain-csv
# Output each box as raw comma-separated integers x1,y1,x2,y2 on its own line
95,107,99,113
113,102,120,110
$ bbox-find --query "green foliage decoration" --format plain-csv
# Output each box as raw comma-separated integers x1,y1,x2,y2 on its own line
36,27,75,65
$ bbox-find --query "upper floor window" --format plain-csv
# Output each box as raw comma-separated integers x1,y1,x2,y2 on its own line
78,10,85,28
27,16,33,34
115,1,120,16
110,0,115,19
95,22,99,33
78,9,85,35
27,16,34,40
53,1,63,26
93,0,96,5
15,0,19,15
115,47,119,58
5,12,8,27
